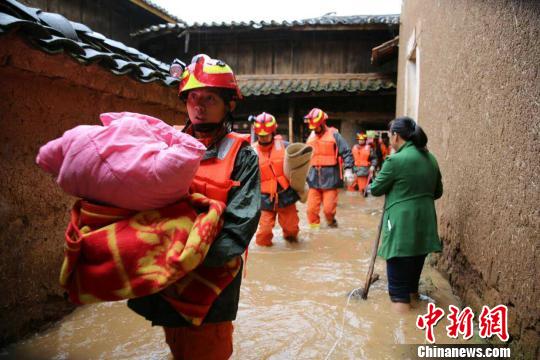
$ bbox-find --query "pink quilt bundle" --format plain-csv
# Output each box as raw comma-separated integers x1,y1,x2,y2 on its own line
36,112,205,210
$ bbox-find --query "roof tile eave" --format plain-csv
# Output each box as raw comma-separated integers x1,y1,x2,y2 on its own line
132,14,400,37
0,0,175,88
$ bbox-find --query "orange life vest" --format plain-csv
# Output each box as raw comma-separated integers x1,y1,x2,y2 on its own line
352,144,371,167
190,132,250,203
307,127,339,167
380,142,389,160
255,135,289,197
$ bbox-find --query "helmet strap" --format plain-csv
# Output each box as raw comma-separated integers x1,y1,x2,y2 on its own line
258,133,274,146
192,122,222,133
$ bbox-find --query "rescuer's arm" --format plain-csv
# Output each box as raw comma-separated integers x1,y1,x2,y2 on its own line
370,148,378,168
334,132,354,169
202,145,261,267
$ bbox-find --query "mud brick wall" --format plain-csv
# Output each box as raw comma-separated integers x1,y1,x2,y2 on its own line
0,34,186,347
396,1,539,357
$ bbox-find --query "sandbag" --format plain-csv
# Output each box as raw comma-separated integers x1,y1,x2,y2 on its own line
36,112,206,210
284,143,313,203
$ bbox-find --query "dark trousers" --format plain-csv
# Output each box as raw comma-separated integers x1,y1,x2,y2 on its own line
386,254,427,303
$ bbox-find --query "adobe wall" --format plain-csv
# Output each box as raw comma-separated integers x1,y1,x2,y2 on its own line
396,1,539,357
0,34,186,346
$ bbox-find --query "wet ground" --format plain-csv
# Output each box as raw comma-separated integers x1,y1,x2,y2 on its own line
1,191,479,359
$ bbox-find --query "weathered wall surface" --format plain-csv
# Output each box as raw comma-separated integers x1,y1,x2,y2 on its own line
397,1,539,357
0,34,185,346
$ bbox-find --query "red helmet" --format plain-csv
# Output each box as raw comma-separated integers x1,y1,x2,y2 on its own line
178,54,242,99
304,108,328,130
253,112,277,136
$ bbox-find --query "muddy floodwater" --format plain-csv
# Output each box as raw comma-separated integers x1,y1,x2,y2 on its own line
1,191,480,360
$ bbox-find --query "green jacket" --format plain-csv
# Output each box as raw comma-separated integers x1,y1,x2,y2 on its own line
370,141,443,260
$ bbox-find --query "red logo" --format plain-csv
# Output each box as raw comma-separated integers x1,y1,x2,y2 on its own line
446,305,474,340
416,304,510,343
479,305,509,342
416,303,445,343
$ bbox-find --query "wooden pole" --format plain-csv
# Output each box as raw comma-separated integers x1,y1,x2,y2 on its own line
288,100,294,142
361,201,386,299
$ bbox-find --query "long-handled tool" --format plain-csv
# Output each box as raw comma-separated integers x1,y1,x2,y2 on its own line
363,170,373,197
350,201,385,300
360,205,384,299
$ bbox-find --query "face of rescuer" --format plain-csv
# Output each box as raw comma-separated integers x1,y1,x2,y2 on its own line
186,88,236,125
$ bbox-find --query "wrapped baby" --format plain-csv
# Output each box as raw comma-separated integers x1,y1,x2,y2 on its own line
36,112,226,304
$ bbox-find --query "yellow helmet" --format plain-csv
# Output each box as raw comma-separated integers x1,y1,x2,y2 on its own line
178,54,242,99
356,133,367,141
304,108,328,130
253,112,277,136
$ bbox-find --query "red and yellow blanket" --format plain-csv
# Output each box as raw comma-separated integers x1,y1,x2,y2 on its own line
60,193,241,325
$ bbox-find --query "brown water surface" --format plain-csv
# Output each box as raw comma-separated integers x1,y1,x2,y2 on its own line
1,191,476,359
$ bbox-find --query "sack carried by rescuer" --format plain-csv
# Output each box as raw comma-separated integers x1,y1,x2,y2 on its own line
36,112,206,211
283,143,313,203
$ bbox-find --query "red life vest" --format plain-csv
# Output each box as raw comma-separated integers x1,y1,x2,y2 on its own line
352,144,371,167
255,135,289,197
190,132,250,203
307,127,339,167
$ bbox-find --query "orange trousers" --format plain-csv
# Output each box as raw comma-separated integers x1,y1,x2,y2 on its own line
255,204,299,246
347,176,369,192
306,188,338,225
357,176,369,192
163,322,233,360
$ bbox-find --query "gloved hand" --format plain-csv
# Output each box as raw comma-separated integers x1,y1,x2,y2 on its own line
344,168,355,187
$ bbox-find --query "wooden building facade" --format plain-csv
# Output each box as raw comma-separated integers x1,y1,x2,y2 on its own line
133,15,399,144
16,0,181,46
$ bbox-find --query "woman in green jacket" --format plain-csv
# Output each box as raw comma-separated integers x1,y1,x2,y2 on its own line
370,117,443,313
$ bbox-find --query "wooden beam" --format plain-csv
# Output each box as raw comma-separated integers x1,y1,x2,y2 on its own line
371,36,399,65
129,0,178,23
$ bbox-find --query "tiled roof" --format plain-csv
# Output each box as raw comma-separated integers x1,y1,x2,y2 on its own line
130,0,184,23
236,73,396,97
131,14,400,37
0,0,178,86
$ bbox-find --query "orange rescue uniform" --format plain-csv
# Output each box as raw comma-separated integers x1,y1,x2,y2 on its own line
380,142,389,160
190,132,249,203
255,136,299,246
165,132,250,360
350,144,372,192
306,127,343,226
